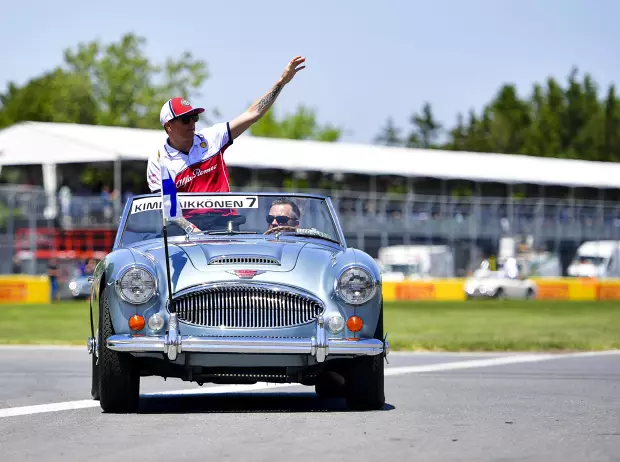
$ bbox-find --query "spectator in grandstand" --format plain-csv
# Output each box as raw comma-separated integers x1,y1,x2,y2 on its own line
266,198,301,231
503,257,519,279
85,258,98,275
48,259,59,302
12,255,22,274
146,56,306,194
101,185,117,220
123,188,135,203
77,259,87,277
58,183,72,227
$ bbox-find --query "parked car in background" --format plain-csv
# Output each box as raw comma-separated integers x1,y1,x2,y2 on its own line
68,275,91,299
465,258,537,300
567,240,620,278
377,245,455,281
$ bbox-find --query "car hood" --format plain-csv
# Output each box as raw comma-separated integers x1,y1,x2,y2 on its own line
132,238,315,273
129,237,343,295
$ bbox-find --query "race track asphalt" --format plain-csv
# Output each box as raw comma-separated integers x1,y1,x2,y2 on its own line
0,347,618,462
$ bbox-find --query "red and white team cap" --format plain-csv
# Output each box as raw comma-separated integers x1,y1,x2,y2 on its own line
160,97,205,126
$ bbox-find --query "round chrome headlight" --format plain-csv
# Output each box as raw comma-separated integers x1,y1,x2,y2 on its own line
116,267,156,304
336,266,377,305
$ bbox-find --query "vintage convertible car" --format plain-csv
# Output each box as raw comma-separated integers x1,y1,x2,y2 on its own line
464,261,537,300
68,275,91,299
87,192,388,412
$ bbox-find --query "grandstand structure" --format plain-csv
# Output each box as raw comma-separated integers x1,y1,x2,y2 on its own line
1,121,619,277
2,121,620,194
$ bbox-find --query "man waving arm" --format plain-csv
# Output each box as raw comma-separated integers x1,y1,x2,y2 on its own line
229,56,306,140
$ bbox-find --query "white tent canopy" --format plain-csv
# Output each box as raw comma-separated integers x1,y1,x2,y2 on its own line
1,121,620,190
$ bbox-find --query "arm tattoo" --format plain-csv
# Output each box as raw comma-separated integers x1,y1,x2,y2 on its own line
255,84,283,112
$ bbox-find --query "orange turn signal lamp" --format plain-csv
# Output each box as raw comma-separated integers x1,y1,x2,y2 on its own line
129,315,145,331
346,315,363,332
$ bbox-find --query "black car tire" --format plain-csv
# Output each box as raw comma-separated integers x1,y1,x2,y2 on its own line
345,301,385,411
98,287,140,413
526,288,535,299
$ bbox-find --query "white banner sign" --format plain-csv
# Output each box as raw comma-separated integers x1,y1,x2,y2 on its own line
131,195,259,214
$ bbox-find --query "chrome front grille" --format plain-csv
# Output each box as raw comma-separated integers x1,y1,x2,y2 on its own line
174,284,324,328
209,256,280,265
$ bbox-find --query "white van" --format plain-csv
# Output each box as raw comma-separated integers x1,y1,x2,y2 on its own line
567,240,620,278
377,245,455,280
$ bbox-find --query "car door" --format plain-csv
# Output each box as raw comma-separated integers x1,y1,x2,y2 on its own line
502,277,520,298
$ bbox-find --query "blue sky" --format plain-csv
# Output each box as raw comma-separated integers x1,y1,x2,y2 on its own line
2,0,620,144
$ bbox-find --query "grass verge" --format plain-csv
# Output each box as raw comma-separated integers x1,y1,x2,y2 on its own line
0,300,618,351
385,300,620,351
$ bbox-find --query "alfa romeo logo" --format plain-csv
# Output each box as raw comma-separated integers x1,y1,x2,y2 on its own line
181,99,190,106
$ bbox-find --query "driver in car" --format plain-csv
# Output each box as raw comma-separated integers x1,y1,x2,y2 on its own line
266,198,301,231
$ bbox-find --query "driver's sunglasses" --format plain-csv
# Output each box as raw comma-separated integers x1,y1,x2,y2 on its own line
177,113,199,124
266,215,293,225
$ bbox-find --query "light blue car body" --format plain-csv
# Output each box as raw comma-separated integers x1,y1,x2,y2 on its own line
88,192,388,403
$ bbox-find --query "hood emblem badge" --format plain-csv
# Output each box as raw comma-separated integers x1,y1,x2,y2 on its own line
227,270,266,279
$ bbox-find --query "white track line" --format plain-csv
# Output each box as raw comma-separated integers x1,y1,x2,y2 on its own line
0,383,297,418
0,350,618,419
0,345,85,350
385,350,620,375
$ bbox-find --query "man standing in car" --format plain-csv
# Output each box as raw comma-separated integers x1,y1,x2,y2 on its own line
146,56,306,194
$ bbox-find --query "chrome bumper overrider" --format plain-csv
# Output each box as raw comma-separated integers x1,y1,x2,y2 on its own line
104,315,389,362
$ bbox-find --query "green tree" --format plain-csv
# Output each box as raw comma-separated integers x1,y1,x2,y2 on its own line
446,112,466,151
246,110,280,138
462,110,479,151
374,117,403,146
249,104,342,141
563,71,602,159
522,80,564,157
486,84,531,154
465,107,493,153
431,67,620,163
0,33,209,129
63,33,209,128
0,69,97,127
408,102,442,148
0,111,9,128
602,85,620,162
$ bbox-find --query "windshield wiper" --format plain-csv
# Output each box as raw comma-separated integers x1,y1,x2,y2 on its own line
292,229,341,244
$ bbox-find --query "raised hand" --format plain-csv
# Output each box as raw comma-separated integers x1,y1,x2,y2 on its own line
280,56,306,85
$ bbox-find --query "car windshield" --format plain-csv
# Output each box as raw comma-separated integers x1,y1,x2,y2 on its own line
120,193,341,247
573,255,606,266
384,264,422,276
473,268,502,278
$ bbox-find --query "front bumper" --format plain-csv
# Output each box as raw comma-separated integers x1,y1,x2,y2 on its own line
465,290,495,298
465,286,497,298
104,315,389,363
